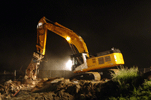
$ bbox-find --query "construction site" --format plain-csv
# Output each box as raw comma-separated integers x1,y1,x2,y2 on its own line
1,0,151,99
0,16,151,100
0,16,124,99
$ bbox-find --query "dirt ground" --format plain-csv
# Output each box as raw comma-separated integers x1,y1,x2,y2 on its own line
0,77,113,100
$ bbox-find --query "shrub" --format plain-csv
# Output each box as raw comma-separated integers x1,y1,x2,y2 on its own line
111,66,139,83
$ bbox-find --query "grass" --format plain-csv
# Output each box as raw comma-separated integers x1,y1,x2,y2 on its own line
107,66,151,100
111,66,138,83
75,66,151,100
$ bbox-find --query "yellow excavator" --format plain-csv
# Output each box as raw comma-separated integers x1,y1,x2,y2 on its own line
24,16,124,80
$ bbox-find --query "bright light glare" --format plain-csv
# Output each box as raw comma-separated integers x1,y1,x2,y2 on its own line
37,22,43,28
66,36,71,42
66,60,72,71
38,22,43,26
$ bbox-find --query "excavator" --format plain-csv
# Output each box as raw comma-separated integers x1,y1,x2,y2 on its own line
24,16,124,81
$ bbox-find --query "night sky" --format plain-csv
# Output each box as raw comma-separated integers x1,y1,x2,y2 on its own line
1,0,151,71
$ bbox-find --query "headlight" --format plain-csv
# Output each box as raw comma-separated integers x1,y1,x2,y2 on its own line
66,60,72,71
66,36,71,42
37,22,43,28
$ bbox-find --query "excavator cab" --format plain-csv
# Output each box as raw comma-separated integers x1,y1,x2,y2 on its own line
71,53,84,71
70,53,88,72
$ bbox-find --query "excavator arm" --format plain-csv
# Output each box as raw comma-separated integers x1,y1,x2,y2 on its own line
36,16,89,57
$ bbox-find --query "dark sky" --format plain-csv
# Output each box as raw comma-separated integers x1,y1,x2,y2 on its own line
1,0,151,71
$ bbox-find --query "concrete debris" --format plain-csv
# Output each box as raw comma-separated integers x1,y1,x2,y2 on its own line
50,77,64,83
0,77,111,100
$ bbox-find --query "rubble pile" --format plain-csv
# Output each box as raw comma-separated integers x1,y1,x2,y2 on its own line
0,77,112,100
0,79,37,99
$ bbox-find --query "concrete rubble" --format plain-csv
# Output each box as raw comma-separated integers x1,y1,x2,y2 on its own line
0,77,112,100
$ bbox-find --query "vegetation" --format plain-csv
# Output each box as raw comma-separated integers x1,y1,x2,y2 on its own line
106,66,151,100
67,66,151,100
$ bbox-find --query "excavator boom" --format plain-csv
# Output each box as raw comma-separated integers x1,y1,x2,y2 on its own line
37,16,89,57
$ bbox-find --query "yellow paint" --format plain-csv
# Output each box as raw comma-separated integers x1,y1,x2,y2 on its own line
74,52,124,73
